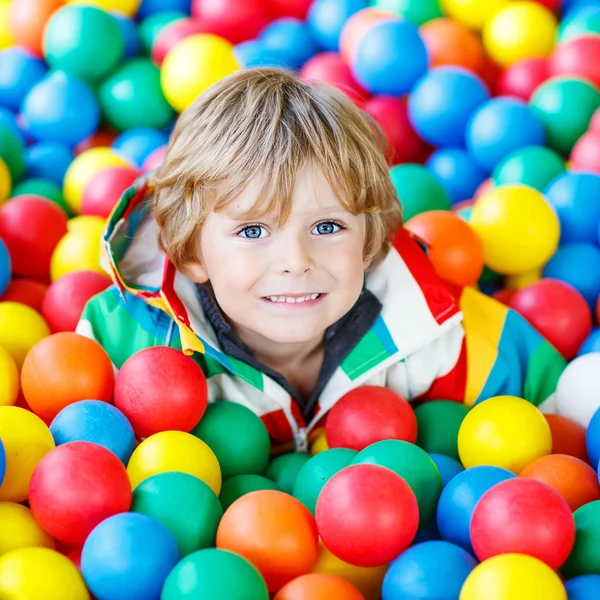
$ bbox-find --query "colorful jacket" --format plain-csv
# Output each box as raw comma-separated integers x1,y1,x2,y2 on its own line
78,183,566,453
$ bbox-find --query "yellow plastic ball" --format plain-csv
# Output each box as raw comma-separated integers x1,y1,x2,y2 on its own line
483,1,557,68
439,0,511,30
63,147,130,214
505,268,542,290
0,406,55,502
470,184,559,275
310,429,329,455
458,395,552,473
0,157,11,205
0,503,55,556
0,0,13,50
66,0,140,17
50,216,106,281
0,547,90,600
0,346,19,407
459,554,567,600
0,302,50,369
161,34,240,113
127,431,222,494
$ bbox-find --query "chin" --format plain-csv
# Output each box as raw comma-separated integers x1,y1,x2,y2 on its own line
257,325,325,346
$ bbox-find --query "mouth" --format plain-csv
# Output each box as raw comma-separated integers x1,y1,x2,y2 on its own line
261,293,326,305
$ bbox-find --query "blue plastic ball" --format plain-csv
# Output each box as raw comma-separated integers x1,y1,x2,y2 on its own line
81,513,180,600
234,40,285,68
426,148,486,205
543,243,600,310
586,408,600,470
138,0,192,19
0,439,5,486
307,0,367,51
565,575,600,600
50,400,136,465
0,48,47,112
579,329,600,357
408,67,490,147
24,142,73,186
112,127,169,168
112,14,141,60
259,18,318,69
350,19,428,96
383,541,477,600
466,98,546,173
430,454,464,488
545,172,600,245
21,71,100,147
436,465,516,552
0,238,11,297
0,108,26,146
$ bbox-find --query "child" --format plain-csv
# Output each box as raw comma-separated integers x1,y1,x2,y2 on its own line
78,68,565,453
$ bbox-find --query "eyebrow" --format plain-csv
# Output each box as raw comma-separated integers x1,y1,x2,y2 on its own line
223,205,352,221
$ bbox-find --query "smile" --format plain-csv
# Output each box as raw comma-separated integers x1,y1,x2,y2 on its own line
263,293,324,304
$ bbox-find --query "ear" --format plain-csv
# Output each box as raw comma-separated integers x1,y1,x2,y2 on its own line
182,261,209,284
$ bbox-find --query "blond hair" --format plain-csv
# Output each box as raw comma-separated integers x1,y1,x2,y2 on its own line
153,68,403,271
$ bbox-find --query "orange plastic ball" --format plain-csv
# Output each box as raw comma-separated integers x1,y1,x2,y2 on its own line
520,454,600,511
274,573,365,600
544,414,589,463
405,210,484,287
21,332,114,423
9,0,64,56
420,18,485,73
216,490,319,593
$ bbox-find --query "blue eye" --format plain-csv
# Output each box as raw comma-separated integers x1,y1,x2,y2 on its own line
238,225,267,239
313,221,342,235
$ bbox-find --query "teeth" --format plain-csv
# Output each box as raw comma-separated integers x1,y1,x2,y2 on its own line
266,294,321,303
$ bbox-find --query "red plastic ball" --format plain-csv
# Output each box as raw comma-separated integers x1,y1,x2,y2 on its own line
81,166,140,218
75,129,118,155
492,288,517,306
114,346,208,438
470,478,575,570
0,278,47,312
191,0,271,44
42,271,111,333
300,52,368,108
29,441,132,546
142,146,167,173
549,36,600,88
363,96,429,165
590,108,600,134
269,0,312,19
509,279,592,360
570,130,600,175
0,196,68,278
325,386,417,451
151,18,209,65
497,58,549,101
315,464,419,567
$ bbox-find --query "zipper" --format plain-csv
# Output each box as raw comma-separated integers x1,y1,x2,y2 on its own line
294,427,308,453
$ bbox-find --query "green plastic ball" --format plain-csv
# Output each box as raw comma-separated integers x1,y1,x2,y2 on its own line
98,58,175,131
292,448,357,515
530,77,600,156
0,125,24,182
219,474,280,512
561,500,600,578
191,401,271,479
492,146,566,191
12,178,71,216
161,548,269,600
353,440,443,528
43,5,125,82
131,472,223,556
390,164,451,221
558,7,600,43
414,401,470,461
371,0,442,25
265,453,311,495
139,11,187,55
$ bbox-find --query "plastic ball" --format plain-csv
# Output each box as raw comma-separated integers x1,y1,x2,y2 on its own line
138,0,191,18
139,11,187,55
217,490,318,592
325,386,417,451
274,573,365,600
0,547,90,600
0,0,11,50
372,0,441,24
497,58,549,101
151,18,208,65
8,0,65,56
50,400,136,464
307,0,368,52
562,500,600,578
142,145,166,172
66,0,141,17
29,441,131,546
570,129,600,174
0,124,24,182
81,512,179,600
509,279,592,360
405,211,484,287
470,184,560,275
82,165,138,218
466,97,546,172
390,164,451,221
219,474,281,512
22,71,100,147
0,346,18,407
556,353,600,428
0,302,50,369
382,541,476,600
161,34,239,113
113,13,141,59
579,328,600,357
430,453,464,487
353,440,442,528
112,127,168,168
460,553,567,600
316,464,418,568
549,36,600,89
99,58,175,130
264,453,310,495
408,67,490,147
565,575,600,600
439,0,510,30
293,448,357,515
161,548,269,600
259,18,318,70
0,502,54,556
75,127,119,155
350,20,428,96
13,178,68,213
492,145,564,191
127,430,222,494
0,158,9,205
545,414,589,463
587,408,600,468
0,47,47,112
234,40,285,68
530,77,600,155
543,243,600,310
559,6,600,43
21,332,114,423
0,239,8,297
339,8,390,64
269,0,312,19
458,395,552,472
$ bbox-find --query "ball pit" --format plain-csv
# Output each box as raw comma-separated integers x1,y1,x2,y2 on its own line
0,502,54,556
219,474,281,511
265,452,311,494
275,573,365,599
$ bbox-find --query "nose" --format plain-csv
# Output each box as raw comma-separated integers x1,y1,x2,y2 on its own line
278,231,314,275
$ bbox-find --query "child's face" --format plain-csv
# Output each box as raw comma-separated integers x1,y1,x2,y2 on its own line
187,166,369,348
